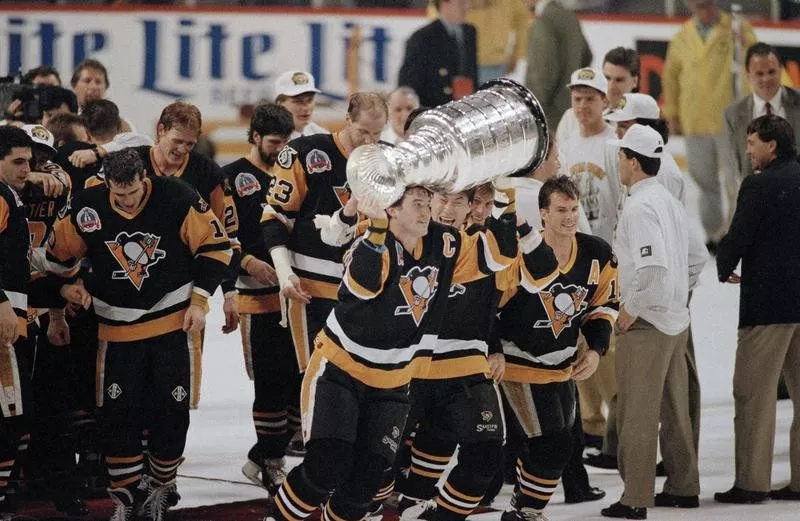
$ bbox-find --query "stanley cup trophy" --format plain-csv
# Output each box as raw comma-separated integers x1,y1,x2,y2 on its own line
347,78,550,211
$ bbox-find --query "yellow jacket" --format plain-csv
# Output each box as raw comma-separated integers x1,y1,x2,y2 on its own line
662,11,757,136
427,0,531,67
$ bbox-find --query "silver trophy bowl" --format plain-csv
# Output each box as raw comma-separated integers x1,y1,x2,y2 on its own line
347,78,549,210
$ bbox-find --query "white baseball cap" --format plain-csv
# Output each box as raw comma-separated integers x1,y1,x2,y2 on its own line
567,67,608,96
607,123,664,158
274,71,321,98
21,124,56,153
604,93,661,122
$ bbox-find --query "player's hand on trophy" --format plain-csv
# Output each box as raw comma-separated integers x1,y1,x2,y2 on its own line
28,171,65,197
492,175,515,191
221,294,239,334
343,195,360,218
0,301,20,346
247,258,278,287
356,198,387,221
281,275,312,305
183,304,206,334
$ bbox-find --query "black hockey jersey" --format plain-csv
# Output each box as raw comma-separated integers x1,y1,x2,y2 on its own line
223,157,279,315
46,176,232,342
53,141,101,198
497,232,619,384
316,214,518,389
0,182,32,337
261,133,351,301
22,164,71,250
421,223,560,380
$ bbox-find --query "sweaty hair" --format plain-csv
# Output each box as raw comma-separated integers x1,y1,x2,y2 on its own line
158,101,202,134
23,65,61,86
103,149,145,186
0,126,32,160
389,185,432,210
622,148,661,176
347,92,388,122
603,47,640,79
539,175,580,210
745,42,780,72
248,103,294,144
45,113,87,145
472,182,493,202
746,114,797,161
82,99,121,139
70,59,109,89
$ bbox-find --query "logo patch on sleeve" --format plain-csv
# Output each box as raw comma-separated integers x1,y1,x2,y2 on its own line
640,245,652,257
276,146,297,169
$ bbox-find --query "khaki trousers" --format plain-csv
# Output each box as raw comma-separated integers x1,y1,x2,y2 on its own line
734,324,800,492
577,334,617,438
616,320,698,508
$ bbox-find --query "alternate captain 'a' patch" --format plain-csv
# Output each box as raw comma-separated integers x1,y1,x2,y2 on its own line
105,231,167,290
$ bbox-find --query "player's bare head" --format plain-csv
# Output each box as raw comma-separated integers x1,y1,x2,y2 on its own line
539,175,579,211
468,183,494,226
0,126,32,191
0,126,33,161
431,189,472,228
344,92,387,147
103,149,146,188
45,112,88,147
82,99,122,142
157,101,202,137
248,103,294,145
388,186,432,238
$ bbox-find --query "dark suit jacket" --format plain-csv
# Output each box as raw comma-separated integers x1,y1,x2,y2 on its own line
724,86,800,178
398,19,478,108
525,0,592,129
717,156,800,327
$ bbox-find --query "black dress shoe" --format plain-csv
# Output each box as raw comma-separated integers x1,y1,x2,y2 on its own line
654,492,699,508
655,461,666,477
770,486,800,500
584,453,618,469
714,486,769,504
566,486,606,504
601,501,647,519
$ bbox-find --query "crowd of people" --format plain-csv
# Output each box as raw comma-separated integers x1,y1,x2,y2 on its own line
0,1,798,521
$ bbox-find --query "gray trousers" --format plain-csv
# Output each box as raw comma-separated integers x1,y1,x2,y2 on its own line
684,133,736,241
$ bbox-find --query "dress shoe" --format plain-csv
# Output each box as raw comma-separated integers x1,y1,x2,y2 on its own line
654,492,699,508
770,486,800,500
601,501,646,519
565,487,606,504
714,486,768,504
584,453,618,470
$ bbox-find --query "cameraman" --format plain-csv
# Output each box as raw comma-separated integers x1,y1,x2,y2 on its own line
3,79,78,127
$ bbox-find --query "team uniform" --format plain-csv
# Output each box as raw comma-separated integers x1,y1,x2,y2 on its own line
496,232,618,514
224,158,302,488
261,133,355,371
397,221,559,521
45,176,231,517
269,203,519,521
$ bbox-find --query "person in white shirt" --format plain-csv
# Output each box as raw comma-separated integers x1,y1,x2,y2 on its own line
274,71,330,140
380,87,420,145
562,67,619,246
601,124,707,520
605,93,686,206
557,47,640,145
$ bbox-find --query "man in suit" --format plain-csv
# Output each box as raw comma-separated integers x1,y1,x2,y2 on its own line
524,0,592,130
715,114,800,504
398,0,478,108
725,42,800,180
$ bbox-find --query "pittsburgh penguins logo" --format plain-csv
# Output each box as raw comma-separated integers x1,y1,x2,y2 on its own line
395,266,439,326
105,231,166,290
533,283,589,338
333,182,351,208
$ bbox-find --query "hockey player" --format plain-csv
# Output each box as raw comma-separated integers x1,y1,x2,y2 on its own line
261,92,387,374
46,149,232,521
396,185,559,521
265,179,520,521
221,103,299,493
497,176,619,521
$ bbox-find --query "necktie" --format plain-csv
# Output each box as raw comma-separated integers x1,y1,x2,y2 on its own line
765,102,773,116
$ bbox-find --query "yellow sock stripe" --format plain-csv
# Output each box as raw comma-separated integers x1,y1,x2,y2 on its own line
443,481,483,502
410,447,452,463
